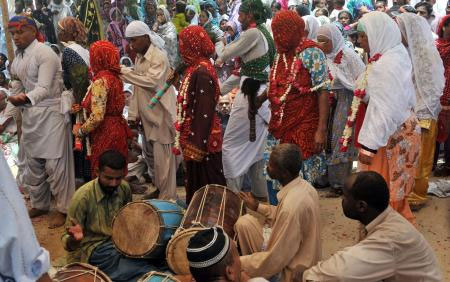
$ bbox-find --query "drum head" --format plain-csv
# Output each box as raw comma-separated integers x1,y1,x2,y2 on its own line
53,263,111,282
166,228,206,275
138,271,181,282
112,201,161,257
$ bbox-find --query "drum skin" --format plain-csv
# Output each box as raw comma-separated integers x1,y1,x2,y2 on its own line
112,199,184,258
138,271,181,282
181,184,245,238
53,263,112,282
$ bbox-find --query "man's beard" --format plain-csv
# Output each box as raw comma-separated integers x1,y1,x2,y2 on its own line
99,181,118,196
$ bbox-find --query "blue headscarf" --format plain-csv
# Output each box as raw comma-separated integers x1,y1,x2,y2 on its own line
346,0,373,19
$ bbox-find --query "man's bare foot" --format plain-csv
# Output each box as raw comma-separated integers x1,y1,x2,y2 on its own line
28,208,48,218
48,211,66,229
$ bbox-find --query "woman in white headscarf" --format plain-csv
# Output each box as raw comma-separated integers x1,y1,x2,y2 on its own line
396,13,445,210
154,5,179,68
317,23,365,195
302,15,320,40
351,11,420,225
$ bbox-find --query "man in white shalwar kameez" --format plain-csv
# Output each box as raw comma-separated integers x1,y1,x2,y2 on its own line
0,150,52,282
121,21,178,200
216,0,275,199
7,16,75,228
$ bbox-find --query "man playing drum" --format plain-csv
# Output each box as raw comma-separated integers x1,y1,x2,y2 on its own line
61,150,158,282
235,144,322,282
187,227,268,282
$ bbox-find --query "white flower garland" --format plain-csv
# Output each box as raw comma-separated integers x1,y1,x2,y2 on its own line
173,73,192,155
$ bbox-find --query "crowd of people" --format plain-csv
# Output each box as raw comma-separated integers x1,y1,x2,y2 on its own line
0,0,449,280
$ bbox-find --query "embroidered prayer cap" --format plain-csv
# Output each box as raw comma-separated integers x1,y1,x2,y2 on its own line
90,40,121,75
178,25,215,66
271,10,305,54
125,20,166,50
8,16,45,42
187,227,231,269
239,0,270,25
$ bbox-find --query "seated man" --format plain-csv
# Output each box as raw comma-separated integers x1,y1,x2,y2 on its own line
303,171,443,282
61,150,157,282
187,227,268,282
235,143,322,281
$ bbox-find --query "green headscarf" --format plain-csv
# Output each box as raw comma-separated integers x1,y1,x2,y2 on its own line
239,0,269,25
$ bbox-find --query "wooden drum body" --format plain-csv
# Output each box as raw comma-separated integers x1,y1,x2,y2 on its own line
167,184,244,275
138,271,180,282
180,184,244,238
166,227,206,275
53,263,111,282
112,199,184,258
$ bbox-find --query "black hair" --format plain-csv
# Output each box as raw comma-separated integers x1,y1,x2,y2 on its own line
415,1,433,15
338,10,353,23
271,144,303,177
376,0,387,4
0,71,6,82
296,4,311,16
334,0,345,6
401,4,417,13
350,171,390,212
176,1,187,13
98,150,126,171
316,7,329,16
272,0,282,10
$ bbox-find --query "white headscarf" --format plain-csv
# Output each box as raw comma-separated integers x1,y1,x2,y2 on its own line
125,20,166,50
357,11,416,150
317,23,365,90
303,15,320,40
316,15,330,26
397,13,444,121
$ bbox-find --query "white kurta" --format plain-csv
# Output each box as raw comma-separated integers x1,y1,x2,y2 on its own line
219,28,271,179
9,39,75,213
222,78,271,179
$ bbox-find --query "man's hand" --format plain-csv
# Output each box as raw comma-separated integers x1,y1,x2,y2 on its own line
358,153,373,165
314,128,326,153
67,219,83,241
239,192,259,211
8,93,30,106
215,58,224,67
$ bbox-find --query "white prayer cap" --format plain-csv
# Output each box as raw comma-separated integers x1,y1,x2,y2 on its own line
125,20,166,50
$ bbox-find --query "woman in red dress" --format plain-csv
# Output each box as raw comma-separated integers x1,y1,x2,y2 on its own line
175,26,226,204
73,40,131,177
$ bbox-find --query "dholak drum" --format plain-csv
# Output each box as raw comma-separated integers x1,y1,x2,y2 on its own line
180,184,244,238
112,199,184,258
138,271,180,282
53,263,111,282
166,227,206,275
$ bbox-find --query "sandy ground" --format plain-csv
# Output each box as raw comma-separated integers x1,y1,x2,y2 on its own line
30,185,450,280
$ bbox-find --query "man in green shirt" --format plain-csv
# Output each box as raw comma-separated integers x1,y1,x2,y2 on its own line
62,150,157,282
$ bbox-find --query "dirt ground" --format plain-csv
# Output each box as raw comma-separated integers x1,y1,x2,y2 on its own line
30,185,450,280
